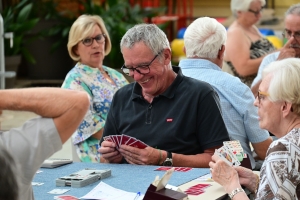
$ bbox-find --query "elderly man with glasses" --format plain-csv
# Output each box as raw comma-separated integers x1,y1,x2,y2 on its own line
251,3,300,95
98,24,230,168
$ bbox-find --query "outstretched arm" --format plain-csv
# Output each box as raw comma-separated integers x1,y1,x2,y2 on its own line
0,88,90,143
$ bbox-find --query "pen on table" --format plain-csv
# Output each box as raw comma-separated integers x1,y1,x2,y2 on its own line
134,192,141,200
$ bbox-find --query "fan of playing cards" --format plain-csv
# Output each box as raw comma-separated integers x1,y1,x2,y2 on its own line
103,134,148,149
215,140,246,166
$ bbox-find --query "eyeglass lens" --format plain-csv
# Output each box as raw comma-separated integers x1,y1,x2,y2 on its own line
122,54,158,76
82,34,105,46
282,30,300,40
248,8,263,16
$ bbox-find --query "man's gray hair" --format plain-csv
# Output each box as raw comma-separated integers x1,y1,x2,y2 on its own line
184,17,227,59
120,24,170,56
285,3,300,17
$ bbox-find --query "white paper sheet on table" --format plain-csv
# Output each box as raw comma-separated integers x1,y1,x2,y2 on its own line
194,173,213,182
80,181,144,200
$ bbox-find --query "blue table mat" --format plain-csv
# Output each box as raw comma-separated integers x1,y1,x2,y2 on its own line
33,162,210,200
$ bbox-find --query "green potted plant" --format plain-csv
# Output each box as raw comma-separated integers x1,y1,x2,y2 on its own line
2,0,39,88
40,0,166,69
21,0,167,81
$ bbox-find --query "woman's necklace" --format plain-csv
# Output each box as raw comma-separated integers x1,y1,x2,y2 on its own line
99,67,106,74
99,67,115,85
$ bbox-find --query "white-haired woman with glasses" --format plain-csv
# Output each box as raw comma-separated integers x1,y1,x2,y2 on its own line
209,58,300,199
224,0,275,87
61,14,128,163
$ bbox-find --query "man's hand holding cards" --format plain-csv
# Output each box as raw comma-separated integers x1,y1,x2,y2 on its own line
103,134,148,149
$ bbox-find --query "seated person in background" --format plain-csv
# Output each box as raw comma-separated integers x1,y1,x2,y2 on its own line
0,88,89,200
224,0,275,87
0,145,18,200
180,17,273,170
210,58,300,199
251,3,300,95
62,14,128,162
98,24,230,168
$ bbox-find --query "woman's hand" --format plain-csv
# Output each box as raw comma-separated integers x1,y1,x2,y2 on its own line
209,154,241,193
235,166,258,193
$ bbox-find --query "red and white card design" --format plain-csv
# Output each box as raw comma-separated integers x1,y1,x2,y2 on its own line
103,134,148,149
184,183,212,195
154,166,192,172
215,144,241,166
55,195,79,200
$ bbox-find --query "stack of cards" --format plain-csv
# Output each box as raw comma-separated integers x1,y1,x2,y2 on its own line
215,140,245,166
103,134,148,149
184,183,211,195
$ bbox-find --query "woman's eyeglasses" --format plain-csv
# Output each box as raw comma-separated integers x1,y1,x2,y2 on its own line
82,34,106,46
257,90,269,104
248,8,263,17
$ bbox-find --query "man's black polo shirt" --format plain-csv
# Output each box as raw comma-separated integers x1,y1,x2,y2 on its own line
101,66,229,156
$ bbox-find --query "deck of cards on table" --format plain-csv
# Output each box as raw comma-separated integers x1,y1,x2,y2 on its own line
103,134,148,149
215,140,246,166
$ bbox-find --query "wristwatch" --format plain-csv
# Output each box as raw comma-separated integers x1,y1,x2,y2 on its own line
162,151,173,166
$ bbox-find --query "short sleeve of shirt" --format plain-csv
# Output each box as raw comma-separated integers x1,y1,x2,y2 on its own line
0,117,61,183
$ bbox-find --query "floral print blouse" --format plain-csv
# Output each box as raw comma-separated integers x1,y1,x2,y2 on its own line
61,62,129,162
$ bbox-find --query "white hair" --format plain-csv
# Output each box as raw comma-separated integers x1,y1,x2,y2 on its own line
183,17,227,59
231,0,266,17
262,58,300,115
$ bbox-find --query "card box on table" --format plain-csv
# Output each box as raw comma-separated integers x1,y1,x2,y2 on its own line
144,184,188,200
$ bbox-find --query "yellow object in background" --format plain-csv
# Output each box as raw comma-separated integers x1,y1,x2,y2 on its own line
266,36,283,49
171,39,186,57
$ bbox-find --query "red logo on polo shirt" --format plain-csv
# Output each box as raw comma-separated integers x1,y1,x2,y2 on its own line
166,118,173,122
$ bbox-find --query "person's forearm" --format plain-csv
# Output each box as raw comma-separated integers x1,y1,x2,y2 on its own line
252,137,273,160
0,88,90,143
234,57,265,76
92,129,104,140
166,152,213,168
0,88,87,117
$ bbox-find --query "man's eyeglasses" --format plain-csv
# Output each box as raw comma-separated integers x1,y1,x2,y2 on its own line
257,90,269,104
282,29,300,41
82,34,106,46
121,52,161,76
248,8,263,17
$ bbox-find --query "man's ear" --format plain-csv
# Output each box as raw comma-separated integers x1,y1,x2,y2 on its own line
282,101,293,118
163,48,172,65
218,45,225,60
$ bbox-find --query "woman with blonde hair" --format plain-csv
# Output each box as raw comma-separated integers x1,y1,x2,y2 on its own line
62,15,128,162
